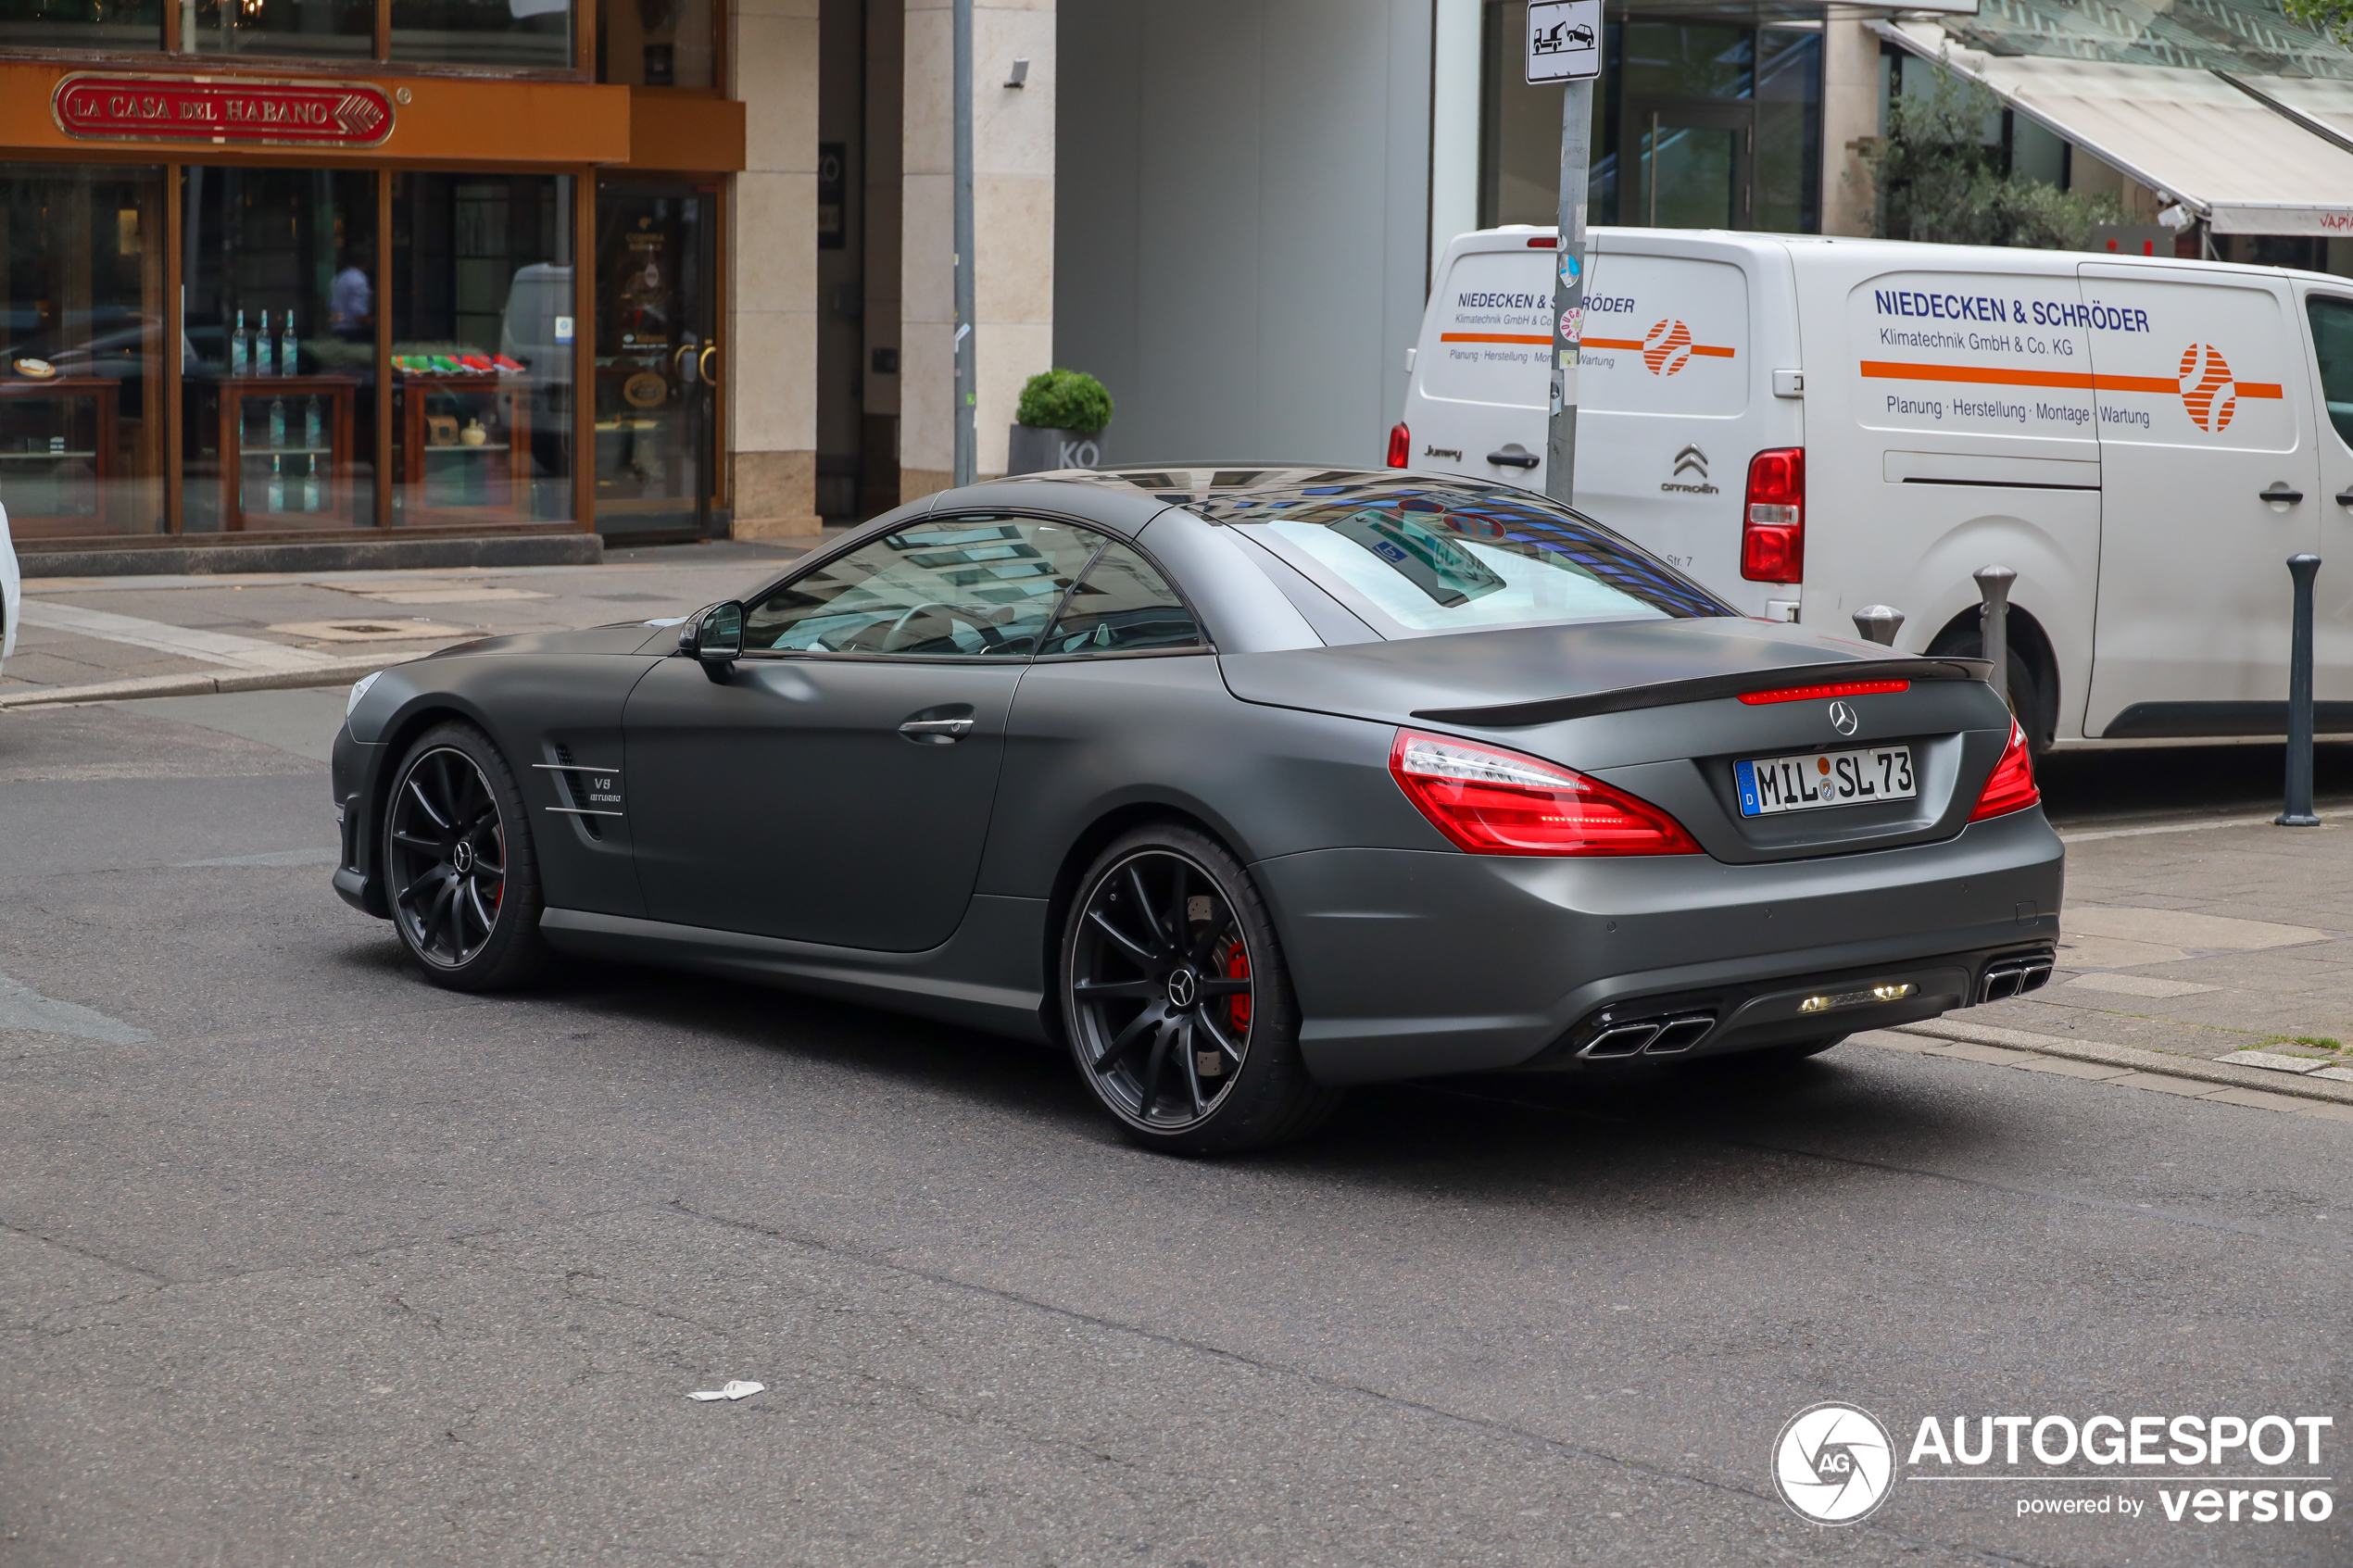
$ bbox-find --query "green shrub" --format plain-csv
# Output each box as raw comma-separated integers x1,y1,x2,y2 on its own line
1016,368,1114,433
1861,74,2124,250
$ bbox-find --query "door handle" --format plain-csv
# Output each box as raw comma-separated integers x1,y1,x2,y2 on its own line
899,717,975,742
2260,485,2306,504
2336,490,2353,507
1487,449,1540,470
699,344,718,383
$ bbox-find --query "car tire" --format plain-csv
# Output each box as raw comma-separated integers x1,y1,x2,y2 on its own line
382,721,548,992
1060,824,1340,1155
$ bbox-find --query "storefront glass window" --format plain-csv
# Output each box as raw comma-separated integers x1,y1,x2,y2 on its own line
1620,23,1751,101
597,0,713,88
1755,28,1822,236
0,164,170,539
181,167,377,533
0,0,161,50
390,173,574,525
188,0,373,58
391,0,573,69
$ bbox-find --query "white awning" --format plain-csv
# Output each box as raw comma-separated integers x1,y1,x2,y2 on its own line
1878,20,2353,235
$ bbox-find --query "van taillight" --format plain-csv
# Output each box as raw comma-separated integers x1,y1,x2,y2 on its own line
1741,446,1805,583
1387,422,1410,468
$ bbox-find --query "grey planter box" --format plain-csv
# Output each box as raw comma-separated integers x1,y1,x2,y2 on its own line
1006,424,1106,475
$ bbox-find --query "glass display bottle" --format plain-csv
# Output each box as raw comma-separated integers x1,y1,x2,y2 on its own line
255,310,273,378
279,312,297,376
230,310,247,377
303,395,321,450
266,455,284,513
269,396,285,448
302,455,321,513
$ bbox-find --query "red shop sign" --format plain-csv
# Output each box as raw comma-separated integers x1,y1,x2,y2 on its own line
52,74,396,147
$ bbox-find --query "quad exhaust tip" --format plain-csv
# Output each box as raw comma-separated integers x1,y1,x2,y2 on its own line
1979,957,2054,1003
1579,1012,1718,1059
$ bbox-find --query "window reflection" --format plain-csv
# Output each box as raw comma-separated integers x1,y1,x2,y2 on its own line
597,0,712,87
391,172,575,523
392,0,573,69
0,0,161,50
181,167,377,532
188,0,373,57
0,164,169,538
745,519,1104,657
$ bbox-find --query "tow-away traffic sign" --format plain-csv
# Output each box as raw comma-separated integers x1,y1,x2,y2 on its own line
1526,0,1601,83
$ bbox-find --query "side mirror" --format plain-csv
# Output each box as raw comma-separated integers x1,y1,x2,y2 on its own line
680,600,744,677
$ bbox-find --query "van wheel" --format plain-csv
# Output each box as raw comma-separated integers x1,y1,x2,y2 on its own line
1928,622,2050,753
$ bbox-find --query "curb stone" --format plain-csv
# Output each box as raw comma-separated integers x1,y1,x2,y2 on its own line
0,655,418,709
1888,1018,2353,1106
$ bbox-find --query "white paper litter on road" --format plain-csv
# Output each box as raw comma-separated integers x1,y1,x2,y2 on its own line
686,1381,764,1401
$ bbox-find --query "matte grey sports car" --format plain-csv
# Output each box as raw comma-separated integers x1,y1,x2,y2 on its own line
332,467,2063,1152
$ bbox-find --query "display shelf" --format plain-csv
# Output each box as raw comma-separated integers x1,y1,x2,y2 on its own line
0,377,120,533
396,372,535,523
217,376,359,530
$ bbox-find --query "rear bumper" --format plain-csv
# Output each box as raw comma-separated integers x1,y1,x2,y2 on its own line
1253,809,2065,1085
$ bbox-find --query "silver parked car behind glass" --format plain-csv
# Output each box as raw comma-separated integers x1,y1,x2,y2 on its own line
332,468,2062,1153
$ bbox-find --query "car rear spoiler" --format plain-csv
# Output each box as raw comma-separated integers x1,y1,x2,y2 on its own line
1410,657,1994,729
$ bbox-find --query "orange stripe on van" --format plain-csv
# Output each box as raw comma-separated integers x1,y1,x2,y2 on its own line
1582,336,1736,357
1440,332,1550,345
1861,361,2288,398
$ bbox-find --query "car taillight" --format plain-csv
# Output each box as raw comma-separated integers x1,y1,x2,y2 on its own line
1741,446,1804,583
1386,421,1411,468
1969,720,2040,822
1390,730,1703,857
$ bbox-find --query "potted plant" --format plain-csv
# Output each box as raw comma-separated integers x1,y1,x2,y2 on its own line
1007,368,1114,474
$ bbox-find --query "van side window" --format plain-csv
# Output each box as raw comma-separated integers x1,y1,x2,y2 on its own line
2308,296,2353,451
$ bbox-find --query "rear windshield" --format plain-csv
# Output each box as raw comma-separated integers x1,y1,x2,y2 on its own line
1202,480,1730,638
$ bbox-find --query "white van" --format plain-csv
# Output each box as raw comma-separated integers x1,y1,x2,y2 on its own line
1397,225,2353,750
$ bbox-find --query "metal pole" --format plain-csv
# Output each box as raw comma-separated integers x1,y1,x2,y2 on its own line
1973,565,2017,711
1851,606,1904,647
951,0,976,487
1543,79,1592,507
2280,553,2322,827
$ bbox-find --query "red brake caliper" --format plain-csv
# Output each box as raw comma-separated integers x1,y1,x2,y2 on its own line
1224,940,1251,1036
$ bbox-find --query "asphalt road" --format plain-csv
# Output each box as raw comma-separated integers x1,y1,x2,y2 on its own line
2,694,2347,1566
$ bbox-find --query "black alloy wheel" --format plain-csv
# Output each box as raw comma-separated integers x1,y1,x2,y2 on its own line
1062,826,1338,1154
384,721,547,990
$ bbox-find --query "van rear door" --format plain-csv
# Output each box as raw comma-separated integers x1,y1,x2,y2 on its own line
1576,232,1787,614
2080,263,2321,739
1404,236,1554,479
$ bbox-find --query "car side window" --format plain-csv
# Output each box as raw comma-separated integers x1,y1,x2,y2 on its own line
1040,541,1206,656
2309,295,2353,452
743,516,1104,657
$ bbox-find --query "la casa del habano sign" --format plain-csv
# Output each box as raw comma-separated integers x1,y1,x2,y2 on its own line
53,75,396,146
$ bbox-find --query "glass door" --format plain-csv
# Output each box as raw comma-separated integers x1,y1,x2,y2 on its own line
1627,102,1752,230
593,178,716,540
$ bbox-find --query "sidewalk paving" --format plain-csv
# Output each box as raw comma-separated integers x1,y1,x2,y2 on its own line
0,536,842,706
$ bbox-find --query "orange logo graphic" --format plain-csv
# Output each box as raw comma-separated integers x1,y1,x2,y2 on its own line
2179,343,2237,433
1642,319,1695,376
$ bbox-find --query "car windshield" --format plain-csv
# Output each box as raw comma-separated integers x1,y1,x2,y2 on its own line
1191,478,1730,638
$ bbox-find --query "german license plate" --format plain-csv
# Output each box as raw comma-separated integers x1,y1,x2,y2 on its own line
1735,745,1915,817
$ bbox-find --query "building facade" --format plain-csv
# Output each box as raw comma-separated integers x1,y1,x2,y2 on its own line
6,0,2353,571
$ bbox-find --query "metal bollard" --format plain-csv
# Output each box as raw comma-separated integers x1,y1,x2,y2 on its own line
1851,605,1905,646
1974,565,2017,711
2279,553,2322,827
